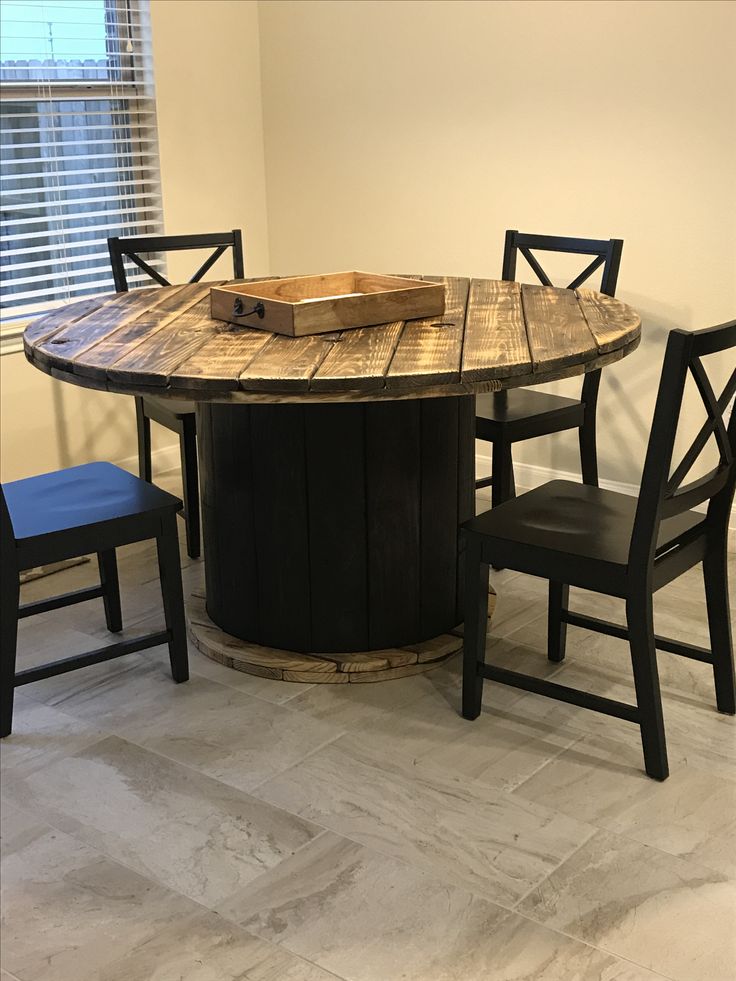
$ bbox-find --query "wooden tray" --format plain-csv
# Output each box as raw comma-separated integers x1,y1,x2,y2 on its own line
210,271,445,337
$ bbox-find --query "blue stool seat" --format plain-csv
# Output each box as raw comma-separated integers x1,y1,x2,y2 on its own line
4,462,181,545
1,462,189,738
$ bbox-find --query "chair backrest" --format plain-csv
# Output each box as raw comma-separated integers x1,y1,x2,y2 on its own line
107,230,245,292
502,230,624,297
630,321,736,571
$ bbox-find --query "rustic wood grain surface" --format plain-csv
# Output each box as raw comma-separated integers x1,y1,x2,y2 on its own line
24,276,641,402
186,589,495,684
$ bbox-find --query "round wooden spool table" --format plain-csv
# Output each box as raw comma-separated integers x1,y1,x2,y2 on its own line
24,276,641,683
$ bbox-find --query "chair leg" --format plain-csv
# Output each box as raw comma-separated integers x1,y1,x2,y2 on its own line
135,397,152,483
0,570,20,738
156,514,189,683
179,417,200,560
491,439,516,508
462,537,490,721
97,550,123,633
579,369,601,486
548,581,569,662
703,546,735,714
626,591,668,780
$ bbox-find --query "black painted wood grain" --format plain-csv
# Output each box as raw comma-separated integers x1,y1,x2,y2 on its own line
420,397,459,637
365,399,422,648
456,395,476,623
199,398,471,653
305,403,368,650
250,404,313,651
198,403,260,640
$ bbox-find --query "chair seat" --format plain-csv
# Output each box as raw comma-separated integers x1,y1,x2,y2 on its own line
464,480,705,569
476,389,582,425
4,463,182,543
475,389,585,444
141,395,196,419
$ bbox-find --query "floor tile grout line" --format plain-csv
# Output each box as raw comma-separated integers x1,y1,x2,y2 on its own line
3,695,122,758
220,822,679,981
212,820,527,924
243,730,349,796
16,720,588,918
510,814,736,914
504,729,588,794
6,739,731,972
111,679,349,792
11,648,349,763
1,802,349,981
242,735,614,913
504,731,725,856
12,650,734,812
508,905,680,981
0,799,232,918
393,698,587,794
5,761,333,910
503,654,736,754
510,822,601,911
4,720,350,841
0,792,705,981
241,932,357,981
4,727,385,913
18,698,728,898
275,683,317,703
235,892,350,981
5,773,535,974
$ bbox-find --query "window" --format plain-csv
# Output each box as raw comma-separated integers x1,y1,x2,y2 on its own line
0,0,163,349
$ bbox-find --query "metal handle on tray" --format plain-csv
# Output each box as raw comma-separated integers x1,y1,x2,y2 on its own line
233,298,265,319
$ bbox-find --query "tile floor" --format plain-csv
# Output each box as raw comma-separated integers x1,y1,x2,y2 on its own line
1,483,735,981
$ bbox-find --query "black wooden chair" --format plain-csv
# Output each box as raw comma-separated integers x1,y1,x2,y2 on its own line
107,231,245,560
1,462,189,737
462,321,736,780
476,231,624,506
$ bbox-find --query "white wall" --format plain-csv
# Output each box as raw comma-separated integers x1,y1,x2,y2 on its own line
151,0,269,282
258,0,736,487
0,0,269,482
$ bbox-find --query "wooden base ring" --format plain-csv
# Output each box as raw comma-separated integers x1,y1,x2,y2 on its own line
187,590,497,683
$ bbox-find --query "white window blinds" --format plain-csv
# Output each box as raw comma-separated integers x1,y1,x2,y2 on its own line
0,0,164,345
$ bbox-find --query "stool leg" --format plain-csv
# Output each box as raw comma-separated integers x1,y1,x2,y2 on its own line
0,570,20,738
462,537,490,721
548,581,569,662
491,439,515,508
490,440,514,570
135,397,152,483
97,550,122,633
179,417,200,560
626,590,668,780
704,544,735,714
156,514,189,683
579,369,601,486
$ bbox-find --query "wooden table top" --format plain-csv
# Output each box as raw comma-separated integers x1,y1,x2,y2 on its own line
23,276,641,403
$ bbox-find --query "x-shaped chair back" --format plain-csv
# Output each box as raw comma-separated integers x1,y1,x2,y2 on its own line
502,230,624,296
108,230,244,293
632,320,736,568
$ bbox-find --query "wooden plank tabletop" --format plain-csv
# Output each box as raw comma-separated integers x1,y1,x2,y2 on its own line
24,276,641,403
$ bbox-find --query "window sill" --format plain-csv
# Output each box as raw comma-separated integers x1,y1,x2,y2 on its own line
0,328,27,357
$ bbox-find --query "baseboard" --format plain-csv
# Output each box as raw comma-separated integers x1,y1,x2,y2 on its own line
475,448,736,535
116,443,182,478
115,443,735,535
